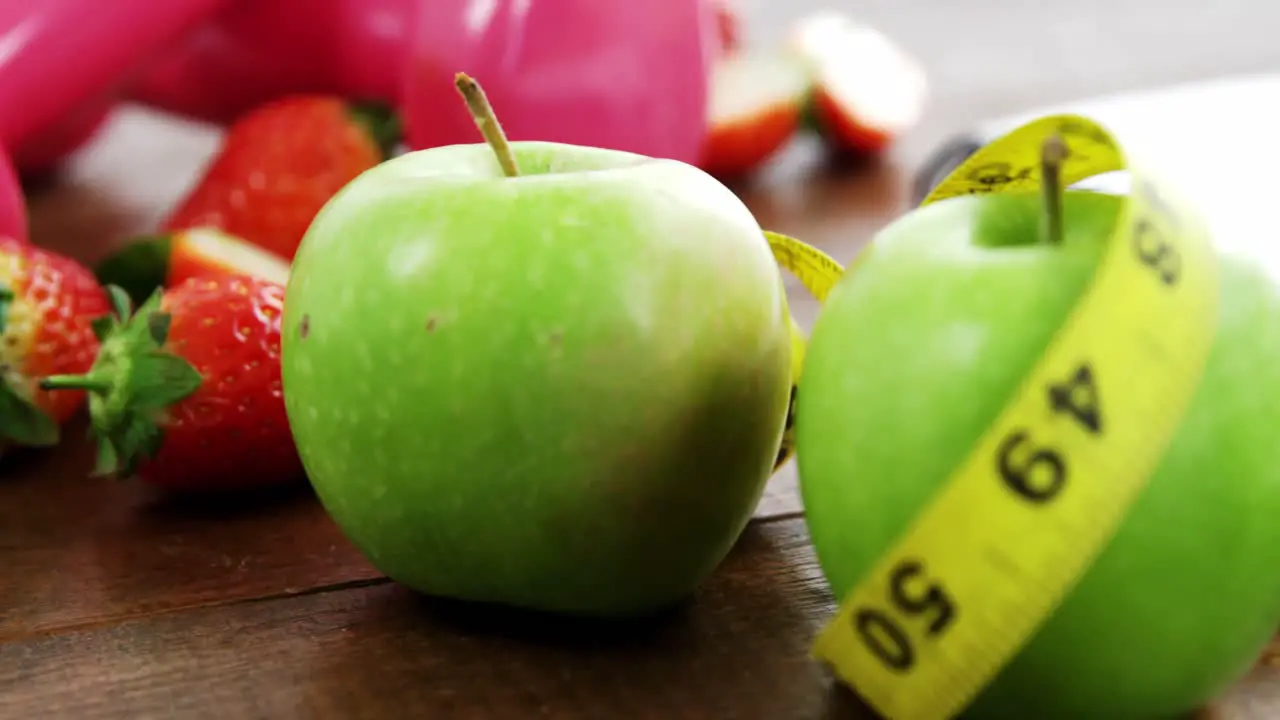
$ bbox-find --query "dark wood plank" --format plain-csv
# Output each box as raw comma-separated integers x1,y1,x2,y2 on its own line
0,518,850,720
6,1,1280,714
0,421,799,641
0,425,379,640
3,516,1277,719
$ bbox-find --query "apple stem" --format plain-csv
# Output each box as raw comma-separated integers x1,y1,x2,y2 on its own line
453,72,521,178
1040,134,1068,245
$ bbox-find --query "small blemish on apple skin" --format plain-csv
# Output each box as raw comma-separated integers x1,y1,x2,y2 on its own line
546,330,564,356
425,317,437,333
299,314,310,339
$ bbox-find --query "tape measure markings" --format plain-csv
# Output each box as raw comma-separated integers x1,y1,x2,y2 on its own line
764,231,846,472
806,114,1219,720
766,231,845,303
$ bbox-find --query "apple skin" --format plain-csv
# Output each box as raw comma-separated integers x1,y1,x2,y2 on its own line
281,141,792,617
796,191,1280,718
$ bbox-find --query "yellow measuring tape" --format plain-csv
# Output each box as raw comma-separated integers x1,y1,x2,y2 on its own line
766,230,845,471
805,114,1220,719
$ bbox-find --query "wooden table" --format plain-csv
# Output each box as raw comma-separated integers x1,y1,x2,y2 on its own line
6,1,1280,717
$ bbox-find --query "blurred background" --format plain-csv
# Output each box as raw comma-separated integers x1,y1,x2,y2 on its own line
3,0,1276,272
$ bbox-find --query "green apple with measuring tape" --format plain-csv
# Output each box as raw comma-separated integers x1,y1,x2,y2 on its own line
280,74,794,617
796,115,1280,718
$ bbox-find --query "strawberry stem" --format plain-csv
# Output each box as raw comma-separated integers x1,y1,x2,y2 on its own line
37,285,203,478
453,72,521,178
40,375,111,393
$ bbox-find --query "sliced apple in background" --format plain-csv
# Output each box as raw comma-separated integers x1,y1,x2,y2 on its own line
95,227,292,305
698,52,810,180
168,227,292,287
787,11,928,155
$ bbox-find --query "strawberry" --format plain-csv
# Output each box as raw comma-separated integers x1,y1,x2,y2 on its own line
40,275,302,491
0,236,110,448
162,95,400,262
95,227,291,306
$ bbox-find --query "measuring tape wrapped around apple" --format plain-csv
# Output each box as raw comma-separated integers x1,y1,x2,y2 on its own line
767,113,1280,719
765,231,846,471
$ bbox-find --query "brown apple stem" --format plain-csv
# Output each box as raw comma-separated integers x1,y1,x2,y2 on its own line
454,72,521,177
1040,134,1068,245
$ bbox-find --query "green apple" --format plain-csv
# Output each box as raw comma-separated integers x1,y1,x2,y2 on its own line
796,189,1280,718
280,80,792,618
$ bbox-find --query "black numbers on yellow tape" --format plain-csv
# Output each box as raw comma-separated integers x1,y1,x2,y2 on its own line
964,162,1033,192
853,559,957,673
998,364,1097,505
1131,180,1183,287
844,181,1187,677
1134,219,1180,286
811,114,1218,720
848,358,1103,671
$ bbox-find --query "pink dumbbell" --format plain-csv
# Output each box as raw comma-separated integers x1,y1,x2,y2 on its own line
0,0,232,238
128,0,712,165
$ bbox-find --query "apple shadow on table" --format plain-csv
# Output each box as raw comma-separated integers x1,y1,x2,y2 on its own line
316,522,885,720
406,577,694,650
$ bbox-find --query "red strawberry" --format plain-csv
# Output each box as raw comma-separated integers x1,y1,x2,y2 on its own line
0,236,110,447
95,227,292,306
40,274,302,491
162,95,400,261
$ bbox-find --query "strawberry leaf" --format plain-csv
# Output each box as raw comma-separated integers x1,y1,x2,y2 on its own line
113,409,165,478
0,285,13,335
39,284,203,478
129,353,202,410
106,284,133,324
92,437,120,477
0,380,59,447
146,313,171,346
90,315,116,342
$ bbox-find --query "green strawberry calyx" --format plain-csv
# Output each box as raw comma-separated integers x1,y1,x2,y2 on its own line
348,101,404,160
93,234,175,308
0,285,60,447
40,285,202,478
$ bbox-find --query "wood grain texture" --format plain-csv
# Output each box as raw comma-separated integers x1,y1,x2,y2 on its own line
6,0,1280,716
0,519,848,720
0,423,379,641
4,517,1278,719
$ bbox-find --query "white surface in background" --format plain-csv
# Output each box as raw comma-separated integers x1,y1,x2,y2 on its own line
975,73,1280,279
